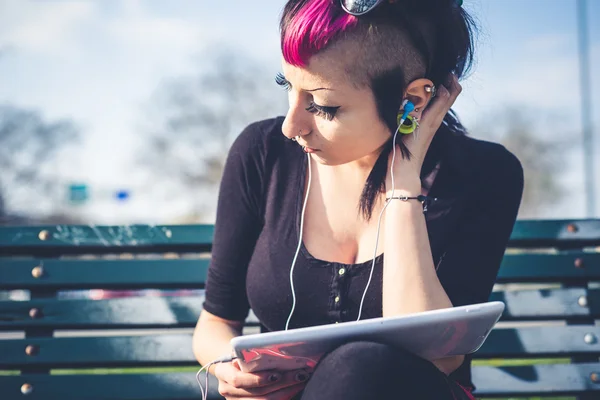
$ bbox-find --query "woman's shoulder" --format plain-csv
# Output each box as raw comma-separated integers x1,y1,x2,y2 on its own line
229,116,288,156
453,134,524,197
464,135,522,174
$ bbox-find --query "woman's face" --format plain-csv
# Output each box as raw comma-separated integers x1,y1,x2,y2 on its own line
280,52,391,167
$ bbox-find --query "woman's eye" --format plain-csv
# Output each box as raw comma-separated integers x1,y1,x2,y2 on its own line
276,73,339,120
306,102,339,121
275,73,291,91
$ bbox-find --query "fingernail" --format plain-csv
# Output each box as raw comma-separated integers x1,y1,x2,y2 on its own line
295,372,309,382
268,374,280,382
438,85,450,98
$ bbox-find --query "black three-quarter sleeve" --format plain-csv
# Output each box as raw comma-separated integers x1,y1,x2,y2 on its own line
436,144,524,307
203,122,267,322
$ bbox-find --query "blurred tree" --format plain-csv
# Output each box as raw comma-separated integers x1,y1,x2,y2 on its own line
139,48,287,220
0,105,80,218
472,107,570,219
0,190,5,217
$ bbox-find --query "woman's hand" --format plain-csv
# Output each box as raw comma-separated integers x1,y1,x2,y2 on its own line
387,73,462,191
214,359,310,400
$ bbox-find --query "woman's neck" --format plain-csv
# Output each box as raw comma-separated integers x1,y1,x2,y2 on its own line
321,143,385,182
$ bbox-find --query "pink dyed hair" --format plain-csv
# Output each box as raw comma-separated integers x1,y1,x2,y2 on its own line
282,0,358,67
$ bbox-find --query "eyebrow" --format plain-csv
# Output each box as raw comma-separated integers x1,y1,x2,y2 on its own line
306,87,334,92
279,74,334,92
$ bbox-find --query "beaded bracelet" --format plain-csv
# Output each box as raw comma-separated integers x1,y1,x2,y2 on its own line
385,195,438,213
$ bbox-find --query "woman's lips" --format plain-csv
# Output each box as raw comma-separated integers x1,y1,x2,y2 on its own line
298,142,319,153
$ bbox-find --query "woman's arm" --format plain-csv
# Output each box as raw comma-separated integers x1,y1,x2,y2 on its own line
193,122,267,368
381,102,462,373
193,310,243,375
382,149,523,375
382,76,523,375
383,180,452,317
381,78,460,326
382,181,462,375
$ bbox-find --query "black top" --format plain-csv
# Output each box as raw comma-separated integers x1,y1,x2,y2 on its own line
203,116,524,389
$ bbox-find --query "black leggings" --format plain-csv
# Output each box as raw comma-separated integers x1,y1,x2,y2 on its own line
299,341,473,400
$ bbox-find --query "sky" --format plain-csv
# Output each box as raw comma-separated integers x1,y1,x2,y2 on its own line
0,0,599,223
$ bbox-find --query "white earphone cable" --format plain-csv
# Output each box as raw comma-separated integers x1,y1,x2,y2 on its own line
285,152,313,331
196,355,237,400
356,120,403,321
288,118,403,325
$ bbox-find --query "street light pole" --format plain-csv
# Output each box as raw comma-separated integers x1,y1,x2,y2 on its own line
576,0,596,217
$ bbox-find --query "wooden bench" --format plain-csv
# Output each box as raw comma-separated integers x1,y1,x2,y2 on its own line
1,220,600,399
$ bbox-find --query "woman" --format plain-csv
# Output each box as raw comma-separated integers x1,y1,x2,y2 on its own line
193,0,524,399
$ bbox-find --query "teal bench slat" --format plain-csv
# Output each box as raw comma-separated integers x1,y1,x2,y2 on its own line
496,253,600,282
475,326,600,358
1,220,599,253
489,288,598,320
0,297,260,330
0,288,596,331
0,259,209,290
0,296,205,330
0,373,221,400
1,252,598,291
0,335,197,369
0,225,214,256
2,327,600,369
470,363,600,397
2,363,600,400
508,219,600,247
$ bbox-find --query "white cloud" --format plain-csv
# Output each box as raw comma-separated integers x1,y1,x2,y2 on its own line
456,32,583,126
104,0,206,72
0,1,96,57
523,33,572,53
497,58,576,109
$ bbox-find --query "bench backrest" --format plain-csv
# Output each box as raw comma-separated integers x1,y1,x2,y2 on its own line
1,220,600,399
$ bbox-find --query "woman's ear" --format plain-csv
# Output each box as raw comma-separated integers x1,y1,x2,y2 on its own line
403,78,435,117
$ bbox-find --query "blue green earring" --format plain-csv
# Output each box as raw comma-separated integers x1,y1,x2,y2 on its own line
397,114,418,135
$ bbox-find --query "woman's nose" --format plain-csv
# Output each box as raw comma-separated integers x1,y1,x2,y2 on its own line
282,98,312,140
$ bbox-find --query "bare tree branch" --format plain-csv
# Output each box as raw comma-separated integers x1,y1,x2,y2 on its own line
0,104,80,215
138,47,287,219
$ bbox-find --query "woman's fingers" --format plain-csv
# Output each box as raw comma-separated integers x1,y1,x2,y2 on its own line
225,382,305,400
262,382,305,400
217,367,311,398
216,361,282,390
446,73,463,104
421,73,462,128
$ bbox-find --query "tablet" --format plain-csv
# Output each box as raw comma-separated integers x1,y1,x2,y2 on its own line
231,301,504,373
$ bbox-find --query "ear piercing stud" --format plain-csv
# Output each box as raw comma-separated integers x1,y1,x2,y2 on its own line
425,85,437,98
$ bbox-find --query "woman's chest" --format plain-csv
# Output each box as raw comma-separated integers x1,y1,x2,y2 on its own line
302,195,387,266
247,226,385,331
299,162,444,266
246,193,464,332
246,156,466,331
